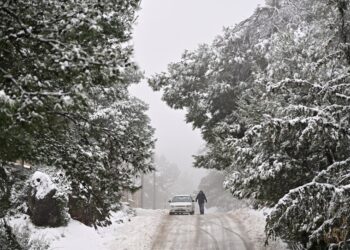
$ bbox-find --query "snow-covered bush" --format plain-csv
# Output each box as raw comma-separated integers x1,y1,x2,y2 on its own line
27,171,70,227
0,163,32,215
9,216,51,250
0,219,22,250
0,166,11,218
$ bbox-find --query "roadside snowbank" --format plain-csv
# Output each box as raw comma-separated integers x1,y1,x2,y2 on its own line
8,208,165,250
229,208,289,250
8,213,106,249
9,207,287,250
103,209,166,250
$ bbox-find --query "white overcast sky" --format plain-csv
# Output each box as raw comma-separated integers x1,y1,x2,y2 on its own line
130,0,265,177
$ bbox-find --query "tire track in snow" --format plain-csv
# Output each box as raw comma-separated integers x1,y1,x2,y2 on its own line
151,213,253,250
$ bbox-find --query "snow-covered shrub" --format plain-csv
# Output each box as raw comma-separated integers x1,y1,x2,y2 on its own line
9,216,51,250
1,163,33,213
0,163,32,249
0,166,11,218
5,212,66,250
0,219,21,250
27,170,70,227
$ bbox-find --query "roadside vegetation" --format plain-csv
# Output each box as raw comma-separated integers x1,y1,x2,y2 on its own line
150,0,350,248
0,0,154,248
1,0,350,249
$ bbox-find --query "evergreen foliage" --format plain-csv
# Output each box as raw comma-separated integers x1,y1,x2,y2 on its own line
149,0,350,248
0,0,154,232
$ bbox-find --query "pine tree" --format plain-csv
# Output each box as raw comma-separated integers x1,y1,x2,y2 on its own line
149,0,350,248
0,0,154,228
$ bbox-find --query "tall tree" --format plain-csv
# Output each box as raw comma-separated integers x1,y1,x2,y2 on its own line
149,0,350,248
0,0,154,227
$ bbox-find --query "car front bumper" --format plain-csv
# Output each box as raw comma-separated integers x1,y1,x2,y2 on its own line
169,207,193,214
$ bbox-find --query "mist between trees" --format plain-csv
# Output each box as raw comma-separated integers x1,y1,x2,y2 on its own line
142,155,246,211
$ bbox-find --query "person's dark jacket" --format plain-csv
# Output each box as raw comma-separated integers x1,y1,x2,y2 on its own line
195,191,207,204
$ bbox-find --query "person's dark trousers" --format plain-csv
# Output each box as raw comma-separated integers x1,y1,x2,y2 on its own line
199,202,205,214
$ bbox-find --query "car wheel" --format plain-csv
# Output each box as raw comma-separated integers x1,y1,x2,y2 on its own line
190,211,194,215
169,212,173,215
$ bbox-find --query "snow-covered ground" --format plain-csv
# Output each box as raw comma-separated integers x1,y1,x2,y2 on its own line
229,208,289,250
202,206,288,249
8,207,287,250
9,213,107,249
100,209,166,250
8,208,166,250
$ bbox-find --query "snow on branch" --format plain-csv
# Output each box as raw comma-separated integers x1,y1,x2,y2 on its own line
314,158,350,186
267,78,321,93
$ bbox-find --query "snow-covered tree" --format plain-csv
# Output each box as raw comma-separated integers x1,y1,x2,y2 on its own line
149,0,350,248
0,0,141,161
267,159,350,249
0,0,154,228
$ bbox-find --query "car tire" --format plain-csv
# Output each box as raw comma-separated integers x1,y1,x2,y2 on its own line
190,211,194,215
169,212,173,215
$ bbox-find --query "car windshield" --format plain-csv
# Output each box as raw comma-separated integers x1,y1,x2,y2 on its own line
172,196,192,202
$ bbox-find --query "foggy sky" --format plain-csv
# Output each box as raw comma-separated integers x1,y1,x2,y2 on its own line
130,0,265,181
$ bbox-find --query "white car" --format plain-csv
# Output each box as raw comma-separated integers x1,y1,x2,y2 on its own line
168,195,195,215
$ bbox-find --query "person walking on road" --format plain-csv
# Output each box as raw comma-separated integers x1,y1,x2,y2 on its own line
195,190,207,215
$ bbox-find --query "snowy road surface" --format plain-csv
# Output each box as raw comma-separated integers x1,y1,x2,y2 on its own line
9,208,287,250
151,213,255,250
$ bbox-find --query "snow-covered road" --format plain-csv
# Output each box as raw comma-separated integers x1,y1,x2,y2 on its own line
151,213,255,250
13,207,286,250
